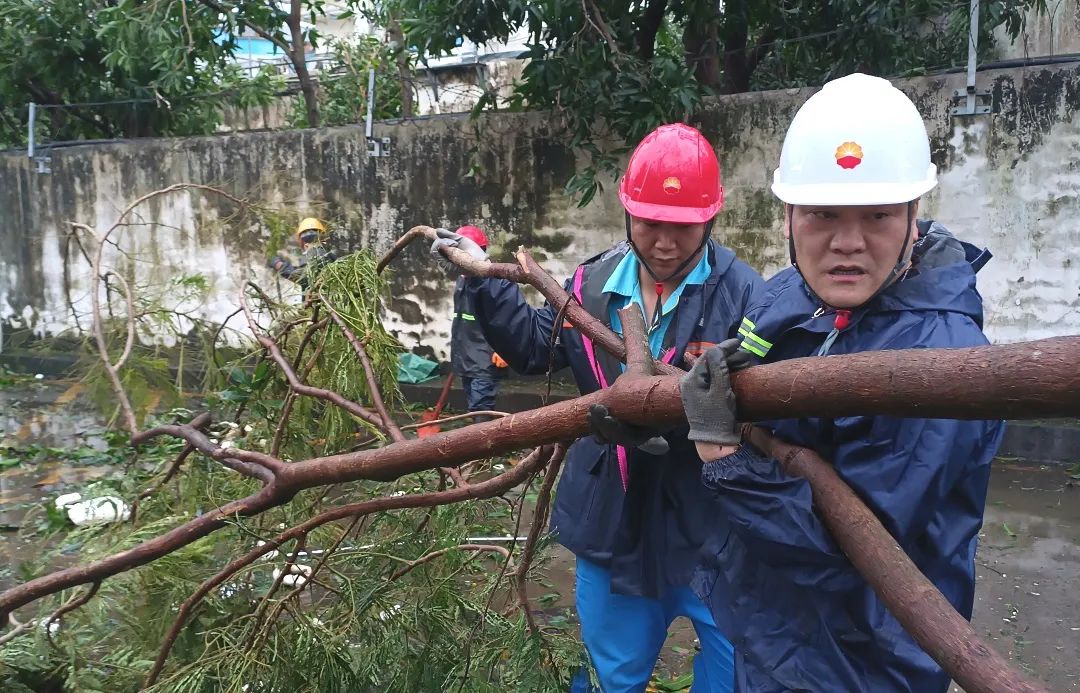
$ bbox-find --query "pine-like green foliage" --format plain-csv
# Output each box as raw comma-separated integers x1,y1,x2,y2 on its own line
2,250,581,691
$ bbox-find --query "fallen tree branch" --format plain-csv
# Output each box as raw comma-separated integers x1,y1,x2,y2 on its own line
240,286,385,430
4,337,1078,622
743,425,1048,693
132,414,213,519
132,419,282,482
69,185,251,436
143,445,556,687
377,226,663,375
274,318,330,457
72,220,139,436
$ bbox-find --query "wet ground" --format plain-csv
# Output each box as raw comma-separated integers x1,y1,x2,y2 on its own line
2,378,1078,690
536,462,1080,691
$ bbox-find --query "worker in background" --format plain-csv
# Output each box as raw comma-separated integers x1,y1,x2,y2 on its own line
268,217,337,288
430,124,764,692
449,225,508,417
599,74,1005,692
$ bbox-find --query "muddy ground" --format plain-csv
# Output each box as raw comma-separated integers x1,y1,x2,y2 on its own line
2,379,1078,690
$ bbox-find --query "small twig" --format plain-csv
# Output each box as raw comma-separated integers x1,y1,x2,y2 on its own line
389,544,511,581
545,293,577,405
178,0,195,54
353,412,513,450
514,443,568,637
0,613,34,646
104,184,246,247
211,308,244,368
103,270,136,372
458,448,553,691
251,514,362,649
290,314,328,372
414,473,448,534
71,220,139,436
131,444,195,522
271,320,329,457
45,582,100,650
581,0,622,54
245,536,308,651
442,466,470,488
977,559,1007,578
320,294,405,442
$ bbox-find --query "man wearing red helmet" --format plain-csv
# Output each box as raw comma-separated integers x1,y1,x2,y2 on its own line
449,225,507,415
431,124,763,692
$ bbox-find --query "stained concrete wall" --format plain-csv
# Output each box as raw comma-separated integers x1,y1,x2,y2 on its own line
995,0,1080,60
2,64,1079,359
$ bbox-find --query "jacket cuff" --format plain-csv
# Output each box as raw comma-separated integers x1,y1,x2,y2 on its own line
701,446,769,486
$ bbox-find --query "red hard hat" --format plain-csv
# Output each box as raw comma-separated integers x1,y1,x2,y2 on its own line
456,225,488,248
618,123,724,224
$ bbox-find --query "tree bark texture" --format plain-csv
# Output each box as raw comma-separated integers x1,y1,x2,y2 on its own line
745,427,1048,693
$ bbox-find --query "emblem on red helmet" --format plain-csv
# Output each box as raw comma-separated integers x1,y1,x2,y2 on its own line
618,124,723,224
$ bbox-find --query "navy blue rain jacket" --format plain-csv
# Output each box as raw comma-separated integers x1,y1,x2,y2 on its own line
693,222,1005,692
463,240,763,597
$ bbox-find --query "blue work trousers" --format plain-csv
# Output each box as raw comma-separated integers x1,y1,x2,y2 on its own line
570,557,734,693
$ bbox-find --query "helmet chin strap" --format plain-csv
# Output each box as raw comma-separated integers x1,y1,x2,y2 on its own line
787,201,915,313
625,213,713,332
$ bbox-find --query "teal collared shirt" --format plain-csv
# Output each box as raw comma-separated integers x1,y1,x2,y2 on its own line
603,250,711,362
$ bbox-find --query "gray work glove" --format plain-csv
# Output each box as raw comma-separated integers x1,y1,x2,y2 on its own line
268,255,292,273
588,404,671,456
429,228,488,273
681,338,753,445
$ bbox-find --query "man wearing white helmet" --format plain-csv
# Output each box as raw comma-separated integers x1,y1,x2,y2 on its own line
607,73,1005,690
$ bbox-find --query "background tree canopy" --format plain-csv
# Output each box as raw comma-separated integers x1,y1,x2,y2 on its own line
388,0,1045,202
0,0,1045,198
0,0,280,145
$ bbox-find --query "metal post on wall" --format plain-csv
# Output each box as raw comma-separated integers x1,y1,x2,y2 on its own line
27,102,52,173
27,102,36,160
952,0,992,116
366,67,391,157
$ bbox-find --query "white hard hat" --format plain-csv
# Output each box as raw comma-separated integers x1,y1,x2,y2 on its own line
771,73,938,206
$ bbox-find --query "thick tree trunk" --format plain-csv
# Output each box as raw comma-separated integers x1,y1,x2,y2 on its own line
5,336,1077,621
386,15,414,118
289,0,319,127
683,19,723,89
636,0,668,60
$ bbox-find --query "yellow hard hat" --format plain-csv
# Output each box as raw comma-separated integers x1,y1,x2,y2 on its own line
296,217,326,241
